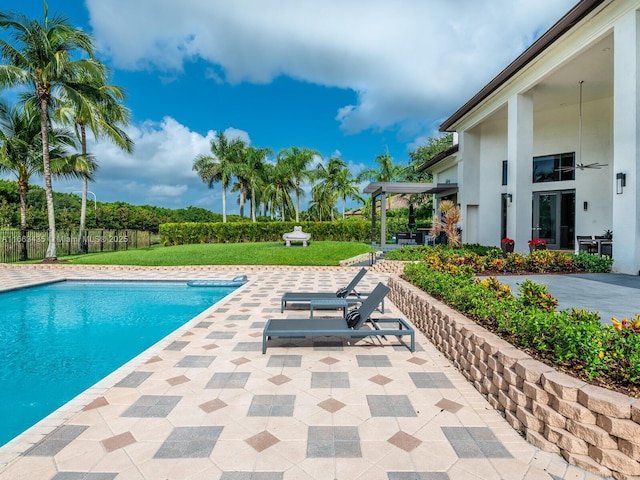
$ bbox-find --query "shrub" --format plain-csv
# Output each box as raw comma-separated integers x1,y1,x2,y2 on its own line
401,261,639,391
571,251,614,273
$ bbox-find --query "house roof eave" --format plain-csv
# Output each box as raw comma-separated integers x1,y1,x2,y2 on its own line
439,0,608,133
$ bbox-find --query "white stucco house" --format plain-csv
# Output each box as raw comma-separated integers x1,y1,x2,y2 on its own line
419,0,640,275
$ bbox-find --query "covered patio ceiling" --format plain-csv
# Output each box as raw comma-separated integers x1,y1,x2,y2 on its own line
363,182,459,248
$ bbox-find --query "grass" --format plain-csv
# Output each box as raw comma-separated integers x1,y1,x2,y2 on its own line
61,241,375,266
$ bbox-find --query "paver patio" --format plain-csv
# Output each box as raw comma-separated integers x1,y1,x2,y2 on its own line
0,264,609,479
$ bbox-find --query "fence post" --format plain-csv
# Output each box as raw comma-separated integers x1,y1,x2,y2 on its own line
125,230,129,250
100,230,104,252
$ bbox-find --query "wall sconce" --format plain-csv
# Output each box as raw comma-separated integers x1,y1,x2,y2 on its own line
583,201,588,211
616,172,626,194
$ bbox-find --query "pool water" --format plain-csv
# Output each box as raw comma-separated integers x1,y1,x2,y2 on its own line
0,281,236,448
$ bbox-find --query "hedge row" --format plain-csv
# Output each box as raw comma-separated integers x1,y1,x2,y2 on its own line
159,219,373,245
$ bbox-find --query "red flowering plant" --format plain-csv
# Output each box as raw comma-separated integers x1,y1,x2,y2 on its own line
501,238,515,245
528,238,547,247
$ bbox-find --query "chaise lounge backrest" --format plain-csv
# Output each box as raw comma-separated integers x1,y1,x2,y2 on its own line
348,283,390,330
341,268,368,296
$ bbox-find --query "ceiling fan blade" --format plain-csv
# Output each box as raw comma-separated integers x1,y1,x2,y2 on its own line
582,162,608,169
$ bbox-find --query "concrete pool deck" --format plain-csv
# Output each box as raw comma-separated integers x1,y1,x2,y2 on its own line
0,264,608,480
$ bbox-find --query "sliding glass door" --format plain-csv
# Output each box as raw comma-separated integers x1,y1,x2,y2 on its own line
532,190,575,250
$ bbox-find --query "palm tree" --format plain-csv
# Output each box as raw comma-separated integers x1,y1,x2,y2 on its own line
335,168,363,219
55,70,133,253
0,102,76,260
276,146,319,222
193,131,244,223
231,145,269,220
0,5,104,260
264,160,295,221
312,157,346,221
356,150,406,209
243,146,271,222
309,182,336,221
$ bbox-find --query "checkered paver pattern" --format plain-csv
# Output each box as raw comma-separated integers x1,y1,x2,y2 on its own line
0,265,605,479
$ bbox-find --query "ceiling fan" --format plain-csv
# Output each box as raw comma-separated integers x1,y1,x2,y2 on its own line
556,81,608,173
556,161,608,173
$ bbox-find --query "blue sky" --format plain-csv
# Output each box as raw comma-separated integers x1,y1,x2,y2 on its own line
4,0,576,213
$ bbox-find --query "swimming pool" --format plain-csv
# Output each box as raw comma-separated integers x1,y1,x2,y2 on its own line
0,280,236,448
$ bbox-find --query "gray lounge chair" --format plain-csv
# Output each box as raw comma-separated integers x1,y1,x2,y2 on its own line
263,283,415,353
280,267,384,313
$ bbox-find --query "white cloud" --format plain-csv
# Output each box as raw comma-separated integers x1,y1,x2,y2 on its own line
86,0,576,134
223,127,251,145
56,117,251,209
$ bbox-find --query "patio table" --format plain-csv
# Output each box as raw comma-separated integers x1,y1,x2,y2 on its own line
309,298,349,319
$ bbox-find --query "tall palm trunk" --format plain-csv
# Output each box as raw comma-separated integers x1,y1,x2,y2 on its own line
251,188,256,222
295,179,300,223
78,124,88,253
40,94,57,260
239,189,246,218
221,183,227,223
18,178,28,261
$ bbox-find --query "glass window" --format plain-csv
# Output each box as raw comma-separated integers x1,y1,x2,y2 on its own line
533,153,575,183
502,160,508,186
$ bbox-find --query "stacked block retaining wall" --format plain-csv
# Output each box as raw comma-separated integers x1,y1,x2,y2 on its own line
386,273,639,479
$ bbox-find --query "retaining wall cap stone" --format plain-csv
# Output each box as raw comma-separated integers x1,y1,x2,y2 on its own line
497,347,532,369
515,358,555,383
482,336,516,356
578,385,633,419
541,371,587,402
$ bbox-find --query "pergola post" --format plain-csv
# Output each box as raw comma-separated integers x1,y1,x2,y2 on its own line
371,194,377,244
380,193,387,248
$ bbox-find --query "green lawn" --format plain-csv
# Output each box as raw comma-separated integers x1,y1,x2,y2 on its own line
62,241,374,266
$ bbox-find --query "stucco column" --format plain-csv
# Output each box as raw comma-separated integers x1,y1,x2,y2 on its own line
613,10,640,275
507,93,534,253
458,130,480,244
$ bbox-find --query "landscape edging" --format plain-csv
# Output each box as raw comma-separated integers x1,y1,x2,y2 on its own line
387,273,640,479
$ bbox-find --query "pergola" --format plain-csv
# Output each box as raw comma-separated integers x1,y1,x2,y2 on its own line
362,182,458,247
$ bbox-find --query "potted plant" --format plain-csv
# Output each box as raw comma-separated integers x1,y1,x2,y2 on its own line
501,237,515,256
528,238,547,252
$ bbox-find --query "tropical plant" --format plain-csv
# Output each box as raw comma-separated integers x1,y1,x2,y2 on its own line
312,157,362,220
356,150,406,209
244,146,271,222
276,146,318,222
430,199,462,247
264,160,295,221
0,4,103,259
0,101,76,260
55,67,133,253
193,131,245,223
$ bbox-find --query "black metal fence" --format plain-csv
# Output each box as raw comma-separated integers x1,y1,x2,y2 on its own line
0,229,153,263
